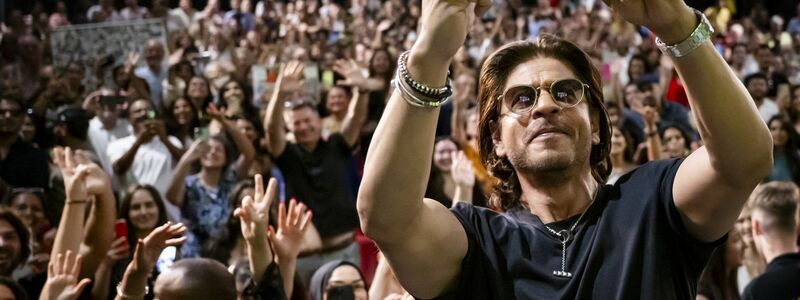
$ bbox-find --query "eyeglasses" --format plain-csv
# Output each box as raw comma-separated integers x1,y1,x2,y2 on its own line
498,79,589,116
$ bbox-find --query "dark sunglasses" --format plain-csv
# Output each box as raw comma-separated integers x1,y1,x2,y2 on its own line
498,79,589,116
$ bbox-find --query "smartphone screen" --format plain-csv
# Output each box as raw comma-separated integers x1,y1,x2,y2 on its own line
193,126,209,141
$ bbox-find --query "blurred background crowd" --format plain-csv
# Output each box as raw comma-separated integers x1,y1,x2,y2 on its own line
0,0,798,299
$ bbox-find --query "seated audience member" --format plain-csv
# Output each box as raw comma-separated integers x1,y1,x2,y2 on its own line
309,260,367,300
425,137,484,207
92,184,169,300
262,64,368,284
742,182,800,300
0,94,49,190
107,98,183,219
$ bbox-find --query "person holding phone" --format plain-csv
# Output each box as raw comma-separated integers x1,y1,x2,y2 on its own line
92,184,170,300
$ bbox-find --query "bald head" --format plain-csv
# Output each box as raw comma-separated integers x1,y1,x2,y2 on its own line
154,258,236,300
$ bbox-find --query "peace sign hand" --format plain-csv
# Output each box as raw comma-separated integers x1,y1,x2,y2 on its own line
235,174,277,243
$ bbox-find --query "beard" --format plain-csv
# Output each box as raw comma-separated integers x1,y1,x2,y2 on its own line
506,141,592,185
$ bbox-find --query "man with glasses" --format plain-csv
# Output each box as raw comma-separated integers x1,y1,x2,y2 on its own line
0,94,49,191
358,0,772,299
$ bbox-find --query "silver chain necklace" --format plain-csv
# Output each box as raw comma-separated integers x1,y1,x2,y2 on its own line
544,188,599,278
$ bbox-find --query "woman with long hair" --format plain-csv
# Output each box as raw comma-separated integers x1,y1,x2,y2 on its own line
92,184,169,300
425,137,486,208
765,115,800,184
165,106,255,261
608,125,639,184
696,230,742,300
163,97,202,145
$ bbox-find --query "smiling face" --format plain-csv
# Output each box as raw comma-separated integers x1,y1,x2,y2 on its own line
610,126,627,157
172,98,195,126
492,57,598,178
128,189,160,233
433,139,458,172
10,193,45,229
201,138,227,169
769,118,788,147
326,87,349,116
0,220,21,276
663,127,687,158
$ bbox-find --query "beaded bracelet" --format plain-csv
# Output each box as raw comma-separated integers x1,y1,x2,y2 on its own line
393,50,453,108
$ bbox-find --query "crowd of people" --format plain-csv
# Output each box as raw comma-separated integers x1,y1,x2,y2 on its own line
0,0,797,299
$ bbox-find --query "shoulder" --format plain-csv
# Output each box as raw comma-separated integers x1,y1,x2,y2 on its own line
108,135,136,149
450,203,522,238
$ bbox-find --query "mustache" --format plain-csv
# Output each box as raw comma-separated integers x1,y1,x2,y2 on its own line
524,121,572,143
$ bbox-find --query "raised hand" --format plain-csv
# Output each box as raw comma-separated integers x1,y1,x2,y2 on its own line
451,151,475,188
602,0,695,44
414,0,492,64
333,59,367,89
106,236,130,263
182,140,210,162
53,147,90,202
278,60,305,93
235,174,276,243
268,199,313,260
130,222,186,273
41,250,92,300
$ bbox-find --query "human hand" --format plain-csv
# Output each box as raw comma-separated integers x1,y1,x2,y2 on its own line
602,0,695,44
277,60,305,93
268,199,312,260
53,147,90,202
235,174,276,243
42,250,92,300
643,106,659,128
123,52,140,74
413,0,492,64
106,236,130,263
333,59,367,89
182,140,209,163
451,151,475,188
376,19,393,32
129,222,186,273
83,163,112,197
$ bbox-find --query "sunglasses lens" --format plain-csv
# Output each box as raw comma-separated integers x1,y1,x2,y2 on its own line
503,86,537,114
551,80,584,106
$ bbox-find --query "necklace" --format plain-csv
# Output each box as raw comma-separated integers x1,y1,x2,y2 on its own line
544,187,599,278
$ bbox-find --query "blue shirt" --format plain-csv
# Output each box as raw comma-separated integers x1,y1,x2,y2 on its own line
180,171,236,259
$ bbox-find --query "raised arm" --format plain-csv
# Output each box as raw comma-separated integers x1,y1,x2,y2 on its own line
115,223,186,300
207,105,256,179
165,141,208,208
268,199,312,299
112,130,150,175
339,87,369,147
357,1,490,298
263,62,304,157
51,148,116,279
613,1,773,242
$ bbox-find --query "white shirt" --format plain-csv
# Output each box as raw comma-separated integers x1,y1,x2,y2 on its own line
167,7,198,32
758,98,780,123
86,5,123,23
107,134,183,221
120,6,149,21
87,117,132,178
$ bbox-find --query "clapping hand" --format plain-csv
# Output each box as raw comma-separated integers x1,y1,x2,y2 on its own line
41,250,92,300
268,199,313,261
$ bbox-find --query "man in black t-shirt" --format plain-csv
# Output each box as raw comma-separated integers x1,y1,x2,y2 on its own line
742,182,800,300
357,0,773,299
263,68,369,284
0,94,49,191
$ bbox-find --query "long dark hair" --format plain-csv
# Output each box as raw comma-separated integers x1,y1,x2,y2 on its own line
120,185,169,250
164,97,201,140
612,125,636,164
477,35,611,211
767,115,800,183
697,240,740,300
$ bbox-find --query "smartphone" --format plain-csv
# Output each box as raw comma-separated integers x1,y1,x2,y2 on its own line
322,70,335,90
327,285,355,300
193,126,209,141
114,219,127,240
156,246,177,273
100,95,125,107
146,109,157,119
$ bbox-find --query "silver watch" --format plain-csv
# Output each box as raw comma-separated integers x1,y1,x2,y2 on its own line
655,10,714,58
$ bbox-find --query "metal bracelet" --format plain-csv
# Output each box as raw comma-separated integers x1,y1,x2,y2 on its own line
396,50,451,97
392,70,453,108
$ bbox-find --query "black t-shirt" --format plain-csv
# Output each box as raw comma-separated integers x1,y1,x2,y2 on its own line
0,139,49,189
437,159,723,299
742,253,800,300
275,133,359,239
